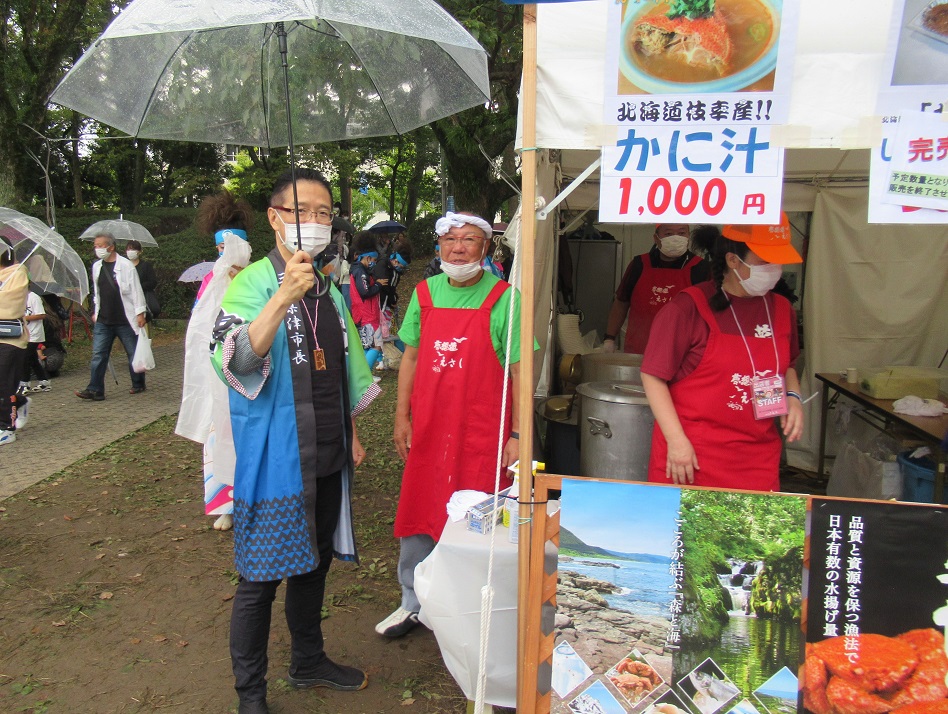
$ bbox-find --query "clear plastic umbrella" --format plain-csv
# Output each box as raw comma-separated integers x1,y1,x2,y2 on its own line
79,217,158,247
0,207,90,305
178,261,216,283
49,0,490,151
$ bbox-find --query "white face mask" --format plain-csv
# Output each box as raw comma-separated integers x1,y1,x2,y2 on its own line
95,247,110,260
659,234,689,258
441,259,484,282
126,250,140,261
738,258,783,296
278,215,332,257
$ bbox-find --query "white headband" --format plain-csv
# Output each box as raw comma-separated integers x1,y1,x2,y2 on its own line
435,212,492,239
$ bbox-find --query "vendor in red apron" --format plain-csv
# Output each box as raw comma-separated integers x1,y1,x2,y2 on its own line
377,211,531,639
604,224,709,354
641,215,804,492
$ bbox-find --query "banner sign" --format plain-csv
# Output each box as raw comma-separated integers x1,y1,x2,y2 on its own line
551,479,948,714
869,0,948,224
600,124,784,223
602,0,800,128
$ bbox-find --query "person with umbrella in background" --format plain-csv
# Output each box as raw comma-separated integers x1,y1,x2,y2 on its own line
176,190,254,533
0,239,29,445
211,168,378,713
125,240,160,322
76,232,147,401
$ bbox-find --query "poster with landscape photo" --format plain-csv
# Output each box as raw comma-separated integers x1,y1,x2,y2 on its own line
553,480,806,714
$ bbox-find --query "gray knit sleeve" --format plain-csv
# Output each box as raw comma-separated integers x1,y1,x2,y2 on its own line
228,325,267,375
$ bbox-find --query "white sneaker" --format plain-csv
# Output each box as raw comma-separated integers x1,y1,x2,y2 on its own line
213,514,234,531
14,397,30,430
372,375,382,383
30,381,51,393
0,430,15,445
375,607,420,638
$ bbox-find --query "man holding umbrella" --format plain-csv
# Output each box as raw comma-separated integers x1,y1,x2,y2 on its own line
76,232,147,401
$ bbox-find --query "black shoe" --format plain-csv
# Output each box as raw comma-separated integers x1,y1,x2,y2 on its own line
129,386,146,394
237,700,269,714
75,390,104,401
288,659,368,692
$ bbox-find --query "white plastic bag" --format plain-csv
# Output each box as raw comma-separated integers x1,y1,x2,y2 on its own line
132,332,155,373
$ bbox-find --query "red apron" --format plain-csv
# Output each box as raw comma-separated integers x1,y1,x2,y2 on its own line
394,279,514,540
647,286,791,492
625,254,703,354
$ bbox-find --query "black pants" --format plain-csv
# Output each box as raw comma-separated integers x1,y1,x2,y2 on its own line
22,343,49,383
229,470,343,703
0,344,26,431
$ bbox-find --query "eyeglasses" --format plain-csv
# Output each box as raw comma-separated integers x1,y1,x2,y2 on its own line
439,234,484,248
273,206,333,223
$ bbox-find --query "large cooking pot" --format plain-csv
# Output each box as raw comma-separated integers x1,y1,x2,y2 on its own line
579,352,644,385
535,395,581,475
575,381,653,481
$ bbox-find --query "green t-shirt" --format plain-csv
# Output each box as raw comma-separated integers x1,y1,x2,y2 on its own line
399,272,532,366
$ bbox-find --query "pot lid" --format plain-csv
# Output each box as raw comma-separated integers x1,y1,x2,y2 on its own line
575,381,649,405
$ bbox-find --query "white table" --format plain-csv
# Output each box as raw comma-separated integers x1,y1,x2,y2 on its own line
414,517,519,708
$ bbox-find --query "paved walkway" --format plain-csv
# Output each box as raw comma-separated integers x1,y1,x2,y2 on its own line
0,337,186,500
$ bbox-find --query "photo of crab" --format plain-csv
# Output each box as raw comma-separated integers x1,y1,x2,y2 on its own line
554,639,596,700
607,650,666,706
641,687,692,714
728,698,765,714
678,659,741,714
803,499,948,714
752,666,798,714
568,680,628,714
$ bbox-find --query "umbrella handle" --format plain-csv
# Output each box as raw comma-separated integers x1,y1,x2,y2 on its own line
313,269,330,298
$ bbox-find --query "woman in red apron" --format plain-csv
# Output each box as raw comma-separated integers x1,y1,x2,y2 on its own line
641,215,804,491
377,211,522,639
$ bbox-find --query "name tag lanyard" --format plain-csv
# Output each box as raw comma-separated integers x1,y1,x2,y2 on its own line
302,296,327,371
728,296,787,419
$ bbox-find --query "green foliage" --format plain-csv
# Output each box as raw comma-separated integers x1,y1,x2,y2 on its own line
405,213,439,259
665,0,716,20
678,491,805,644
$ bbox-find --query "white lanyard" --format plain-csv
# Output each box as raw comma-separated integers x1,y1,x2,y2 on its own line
728,296,780,378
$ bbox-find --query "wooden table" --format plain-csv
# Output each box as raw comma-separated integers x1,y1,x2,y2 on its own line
815,373,948,502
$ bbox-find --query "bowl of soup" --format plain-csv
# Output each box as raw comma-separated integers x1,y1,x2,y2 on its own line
619,0,781,94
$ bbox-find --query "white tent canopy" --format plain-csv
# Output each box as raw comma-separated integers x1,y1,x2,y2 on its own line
516,0,948,472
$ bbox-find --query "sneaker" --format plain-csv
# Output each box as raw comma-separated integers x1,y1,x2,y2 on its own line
129,385,146,394
76,390,105,401
14,397,30,430
375,607,420,638
0,430,15,446
31,381,51,393
287,658,368,691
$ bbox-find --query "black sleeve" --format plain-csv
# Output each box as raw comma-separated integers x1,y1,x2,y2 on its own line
352,263,380,299
615,255,644,302
138,262,158,293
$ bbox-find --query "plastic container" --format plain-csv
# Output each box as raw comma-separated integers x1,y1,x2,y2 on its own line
897,451,943,504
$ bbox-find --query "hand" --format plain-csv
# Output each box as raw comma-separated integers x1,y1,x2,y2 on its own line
351,431,366,468
393,413,412,461
136,313,146,328
665,435,699,485
277,251,316,305
378,278,390,286
602,338,617,354
780,396,805,443
501,435,519,469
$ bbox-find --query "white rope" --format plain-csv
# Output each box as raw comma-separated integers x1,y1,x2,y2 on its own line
473,204,523,713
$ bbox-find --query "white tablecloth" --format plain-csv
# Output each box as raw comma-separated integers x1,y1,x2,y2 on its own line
414,518,519,707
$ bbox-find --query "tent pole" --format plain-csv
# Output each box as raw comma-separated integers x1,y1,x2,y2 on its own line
517,4,540,714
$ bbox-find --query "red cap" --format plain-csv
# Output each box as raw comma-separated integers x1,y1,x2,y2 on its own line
721,213,802,264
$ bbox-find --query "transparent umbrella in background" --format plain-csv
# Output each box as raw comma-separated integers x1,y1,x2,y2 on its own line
178,262,216,284
48,0,491,181
0,207,90,305
79,216,158,247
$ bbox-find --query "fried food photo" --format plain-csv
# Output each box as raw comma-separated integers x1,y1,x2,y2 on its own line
801,629,948,714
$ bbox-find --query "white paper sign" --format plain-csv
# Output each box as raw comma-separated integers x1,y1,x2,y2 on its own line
879,112,948,211
599,124,784,224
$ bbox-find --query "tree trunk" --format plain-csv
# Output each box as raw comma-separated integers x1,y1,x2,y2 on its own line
388,138,405,219
132,141,146,212
404,146,429,225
